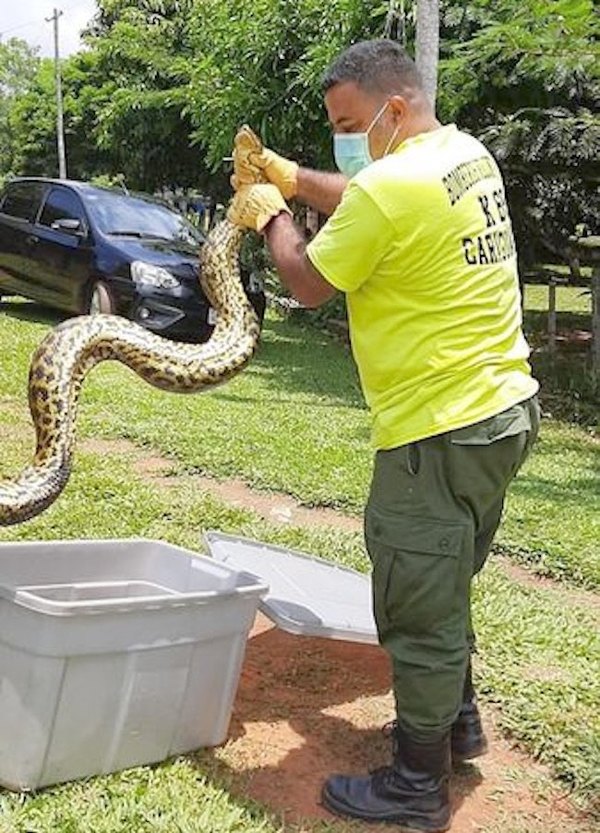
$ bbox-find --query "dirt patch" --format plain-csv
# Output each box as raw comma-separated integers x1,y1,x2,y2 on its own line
156,472,363,532
497,556,600,614
80,436,362,533
205,613,592,831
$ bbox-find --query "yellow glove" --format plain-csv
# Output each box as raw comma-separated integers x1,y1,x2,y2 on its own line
231,125,299,199
226,183,292,233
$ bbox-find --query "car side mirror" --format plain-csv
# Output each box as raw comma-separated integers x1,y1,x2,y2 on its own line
51,218,85,235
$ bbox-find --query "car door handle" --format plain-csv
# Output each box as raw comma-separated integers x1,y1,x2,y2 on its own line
26,234,40,245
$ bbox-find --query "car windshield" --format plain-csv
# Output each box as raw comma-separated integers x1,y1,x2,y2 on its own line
84,190,205,246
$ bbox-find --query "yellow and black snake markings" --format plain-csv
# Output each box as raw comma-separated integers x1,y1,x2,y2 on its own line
0,220,260,525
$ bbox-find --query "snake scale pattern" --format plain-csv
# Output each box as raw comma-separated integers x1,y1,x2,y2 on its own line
0,219,259,525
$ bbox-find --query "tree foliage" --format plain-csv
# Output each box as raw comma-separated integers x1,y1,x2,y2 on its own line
80,0,202,190
1,0,598,265
184,0,385,171
0,38,41,178
438,0,600,264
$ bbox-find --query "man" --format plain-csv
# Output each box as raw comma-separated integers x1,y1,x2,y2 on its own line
228,39,539,833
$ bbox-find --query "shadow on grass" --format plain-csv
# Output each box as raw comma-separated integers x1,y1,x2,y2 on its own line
0,298,68,327
251,317,365,410
524,309,592,334
1,302,367,412
192,614,482,825
512,472,600,505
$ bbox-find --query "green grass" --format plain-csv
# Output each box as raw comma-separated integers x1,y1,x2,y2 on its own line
3,297,596,587
497,421,599,588
0,761,292,833
523,284,592,315
473,565,599,799
0,296,598,824
521,283,599,426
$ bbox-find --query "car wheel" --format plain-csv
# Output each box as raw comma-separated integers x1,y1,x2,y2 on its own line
86,281,114,315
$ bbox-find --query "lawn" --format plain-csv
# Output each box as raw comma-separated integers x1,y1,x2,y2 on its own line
523,283,592,315
3,296,597,588
0,295,598,830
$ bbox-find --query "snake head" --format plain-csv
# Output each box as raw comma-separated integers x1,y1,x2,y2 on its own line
231,124,269,189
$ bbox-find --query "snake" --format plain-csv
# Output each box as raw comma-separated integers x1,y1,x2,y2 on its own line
0,219,260,525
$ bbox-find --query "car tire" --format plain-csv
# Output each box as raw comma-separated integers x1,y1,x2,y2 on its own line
86,281,115,315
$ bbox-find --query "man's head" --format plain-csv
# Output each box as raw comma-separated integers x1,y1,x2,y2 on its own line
322,40,437,163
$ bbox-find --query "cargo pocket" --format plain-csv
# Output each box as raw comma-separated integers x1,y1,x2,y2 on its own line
365,508,467,638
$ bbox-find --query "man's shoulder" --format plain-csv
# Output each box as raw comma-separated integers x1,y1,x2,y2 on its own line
353,126,497,208
349,142,444,219
351,155,423,206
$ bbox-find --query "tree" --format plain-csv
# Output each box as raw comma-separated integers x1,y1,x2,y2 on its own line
438,0,600,267
184,0,385,174
0,38,40,178
8,60,57,177
78,0,204,190
9,1,208,189
415,0,439,106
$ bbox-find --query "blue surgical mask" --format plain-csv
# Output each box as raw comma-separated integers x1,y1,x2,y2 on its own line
333,132,373,178
333,101,400,178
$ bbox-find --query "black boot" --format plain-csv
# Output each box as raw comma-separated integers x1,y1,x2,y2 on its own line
322,724,452,831
451,662,488,762
382,662,488,763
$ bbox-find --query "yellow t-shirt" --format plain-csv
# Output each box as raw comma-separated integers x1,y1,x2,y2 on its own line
306,124,538,449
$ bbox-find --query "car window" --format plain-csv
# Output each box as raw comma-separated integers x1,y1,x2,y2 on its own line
39,187,86,228
84,190,205,247
0,181,46,222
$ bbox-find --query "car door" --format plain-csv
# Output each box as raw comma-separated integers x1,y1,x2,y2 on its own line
0,180,47,298
32,185,94,312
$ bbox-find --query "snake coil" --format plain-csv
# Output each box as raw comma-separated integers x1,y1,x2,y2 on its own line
0,219,259,525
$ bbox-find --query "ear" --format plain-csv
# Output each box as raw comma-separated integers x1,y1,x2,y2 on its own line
388,95,408,121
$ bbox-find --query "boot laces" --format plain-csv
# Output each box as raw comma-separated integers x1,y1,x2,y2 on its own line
369,764,397,790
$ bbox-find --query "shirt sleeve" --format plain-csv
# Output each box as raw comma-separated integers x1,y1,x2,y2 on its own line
306,180,395,293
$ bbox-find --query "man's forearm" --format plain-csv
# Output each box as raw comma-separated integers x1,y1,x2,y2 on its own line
296,168,348,217
263,213,336,308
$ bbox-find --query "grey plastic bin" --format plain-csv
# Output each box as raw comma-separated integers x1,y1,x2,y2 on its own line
0,538,267,791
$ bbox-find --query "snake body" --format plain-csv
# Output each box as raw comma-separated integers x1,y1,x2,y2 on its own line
0,219,259,525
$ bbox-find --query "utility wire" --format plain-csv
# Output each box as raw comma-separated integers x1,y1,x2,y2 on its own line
0,0,93,39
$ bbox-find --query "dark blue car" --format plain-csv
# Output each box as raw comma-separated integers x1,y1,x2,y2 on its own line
0,177,264,341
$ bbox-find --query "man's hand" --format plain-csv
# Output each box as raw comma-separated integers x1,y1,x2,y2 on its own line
227,183,292,233
232,125,299,199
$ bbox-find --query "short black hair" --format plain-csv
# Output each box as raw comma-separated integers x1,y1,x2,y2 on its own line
322,39,423,97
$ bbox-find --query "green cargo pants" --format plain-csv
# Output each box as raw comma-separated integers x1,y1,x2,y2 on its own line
364,396,540,739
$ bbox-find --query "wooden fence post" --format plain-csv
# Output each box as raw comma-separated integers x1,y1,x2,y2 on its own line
548,279,557,356
592,265,600,381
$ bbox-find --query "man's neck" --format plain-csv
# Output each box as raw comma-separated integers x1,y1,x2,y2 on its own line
402,113,443,142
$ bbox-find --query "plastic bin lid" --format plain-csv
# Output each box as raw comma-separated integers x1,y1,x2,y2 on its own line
203,530,378,644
